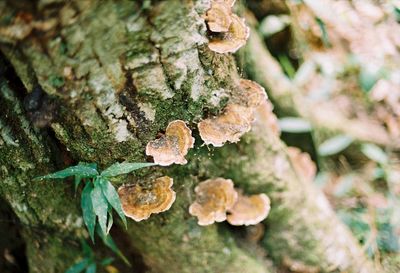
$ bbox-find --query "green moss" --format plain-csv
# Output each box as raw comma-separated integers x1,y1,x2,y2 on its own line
48,75,65,88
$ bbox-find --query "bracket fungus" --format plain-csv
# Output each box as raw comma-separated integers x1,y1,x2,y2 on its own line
227,192,271,226
146,120,194,166
205,2,232,32
198,103,254,147
239,79,268,108
198,79,267,147
208,14,250,54
189,178,238,226
118,176,176,222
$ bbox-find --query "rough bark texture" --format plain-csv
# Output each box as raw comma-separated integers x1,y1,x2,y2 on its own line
0,75,84,272
0,0,379,272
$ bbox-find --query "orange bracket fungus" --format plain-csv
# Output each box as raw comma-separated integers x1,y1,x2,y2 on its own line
204,0,249,53
227,192,271,226
198,104,254,147
189,178,238,226
204,2,233,32
239,79,268,108
118,176,176,222
198,79,267,147
208,14,250,54
146,120,194,166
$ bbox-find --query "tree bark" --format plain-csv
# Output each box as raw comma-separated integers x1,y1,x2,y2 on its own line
0,0,378,272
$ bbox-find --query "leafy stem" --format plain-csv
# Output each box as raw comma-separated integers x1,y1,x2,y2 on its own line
35,162,156,241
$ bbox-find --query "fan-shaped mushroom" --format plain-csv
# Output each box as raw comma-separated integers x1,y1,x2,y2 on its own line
146,120,194,166
239,79,268,108
198,104,254,147
208,14,250,53
205,2,232,32
189,178,238,226
118,176,176,222
227,192,271,226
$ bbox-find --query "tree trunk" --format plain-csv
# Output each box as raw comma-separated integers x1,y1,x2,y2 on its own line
0,1,379,272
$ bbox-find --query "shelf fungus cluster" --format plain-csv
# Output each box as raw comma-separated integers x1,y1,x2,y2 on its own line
118,176,176,222
189,178,238,225
189,178,271,226
204,0,250,53
198,79,267,147
146,120,195,166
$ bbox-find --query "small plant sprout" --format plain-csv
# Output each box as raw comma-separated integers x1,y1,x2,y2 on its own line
35,162,156,241
66,230,129,273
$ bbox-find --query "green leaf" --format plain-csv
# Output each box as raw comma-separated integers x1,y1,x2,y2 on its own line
74,176,83,194
96,227,130,266
85,263,96,273
35,165,98,180
277,54,296,79
65,259,89,273
98,178,127,228
80,162,97,170
100,257,115,266
318,135,353,156
81,240,93,259
278,117,312,133
361,143,388,165
81,183,96,242
315,17,330,47
358,67,381,92
75,163,97,194
91,178,109,235
100,162,156,177
106,210,113,234
373,167,386,180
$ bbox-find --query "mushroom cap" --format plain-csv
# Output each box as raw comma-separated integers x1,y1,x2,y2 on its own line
198,104,254,147
208,14,250,53
146,120,194,166
189,178,238,226
118,176,176,222
287,147,316,182
166,120,195,156
239,79,268,108
205,2,232,32
227,192,271,226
